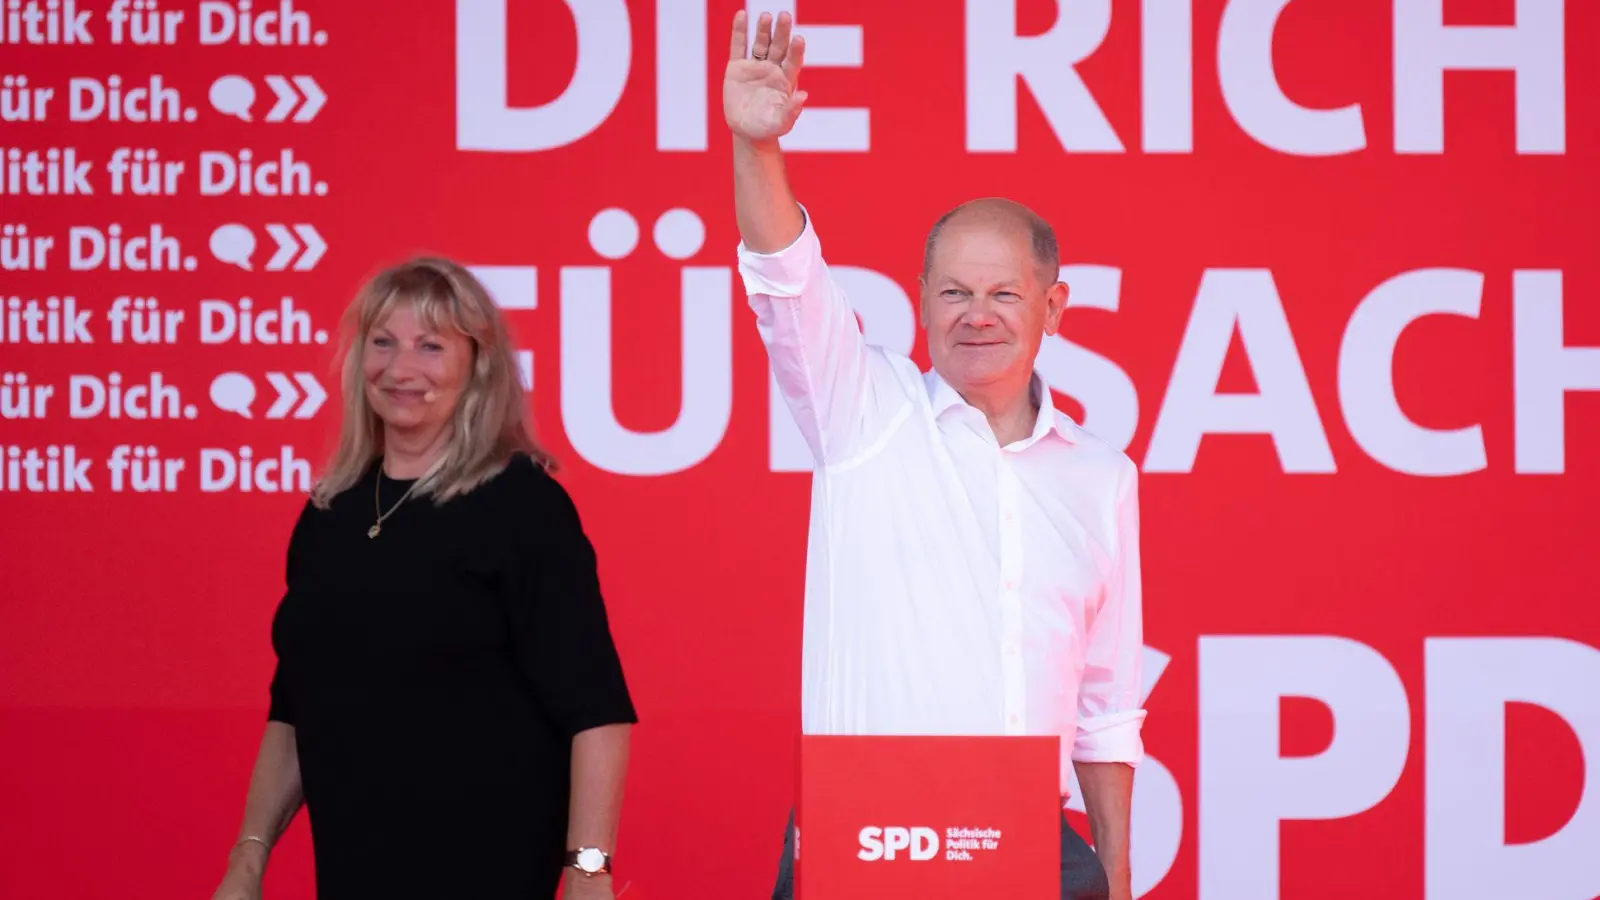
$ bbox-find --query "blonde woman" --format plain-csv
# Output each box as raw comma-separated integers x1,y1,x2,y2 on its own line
210,259,637,900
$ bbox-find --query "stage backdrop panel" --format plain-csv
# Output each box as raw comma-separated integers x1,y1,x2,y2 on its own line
2,1,1597,898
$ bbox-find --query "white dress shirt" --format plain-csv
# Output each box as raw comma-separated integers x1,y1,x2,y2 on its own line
737,209,1146,795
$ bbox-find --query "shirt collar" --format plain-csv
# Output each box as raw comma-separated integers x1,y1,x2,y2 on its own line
924,368,1077,448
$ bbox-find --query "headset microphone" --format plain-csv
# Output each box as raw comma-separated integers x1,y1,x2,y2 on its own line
424,390,437,403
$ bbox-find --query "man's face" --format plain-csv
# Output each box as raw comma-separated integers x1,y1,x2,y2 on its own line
920,220,1067,394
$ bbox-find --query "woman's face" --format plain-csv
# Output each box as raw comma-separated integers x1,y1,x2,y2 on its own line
361,303,473,438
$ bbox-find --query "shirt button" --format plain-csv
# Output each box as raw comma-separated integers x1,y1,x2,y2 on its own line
1004,580,1016,591
1009,714,1019,724
1003,511,1014,522
1006,646,1018,657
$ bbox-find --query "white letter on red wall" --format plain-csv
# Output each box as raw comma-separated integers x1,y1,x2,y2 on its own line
456,0,630,151
1218,0,1367,155
1198,636,1410,900
657,0,708,151
965,0,1121,152
1393,0,1565,153
1142,0,1194,153
1424,637,1600,899
1514,270,1598,474
562,266,733,476
1338,268,1486,476
1144,270,1334,473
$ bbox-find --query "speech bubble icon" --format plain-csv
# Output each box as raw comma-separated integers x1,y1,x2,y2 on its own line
210,372,256,418
209,75,255,121
210,224,255,270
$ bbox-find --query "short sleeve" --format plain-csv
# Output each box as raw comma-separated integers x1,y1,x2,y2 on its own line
503,469,638,737
268,663,295,725
266,501,312,726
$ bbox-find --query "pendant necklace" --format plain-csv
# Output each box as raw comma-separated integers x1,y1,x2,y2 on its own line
368,458,441,538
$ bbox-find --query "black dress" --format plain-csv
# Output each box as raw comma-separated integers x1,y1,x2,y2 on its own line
266,453,638,899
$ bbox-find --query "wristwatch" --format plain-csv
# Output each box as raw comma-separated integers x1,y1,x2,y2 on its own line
565,847,612,876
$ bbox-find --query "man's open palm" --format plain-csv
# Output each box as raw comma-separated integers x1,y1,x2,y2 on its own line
724,10,808,142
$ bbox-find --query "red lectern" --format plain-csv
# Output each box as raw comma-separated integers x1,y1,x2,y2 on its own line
795,735,1062,899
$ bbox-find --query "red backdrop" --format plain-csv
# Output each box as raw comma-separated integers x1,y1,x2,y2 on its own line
3,1,1598,898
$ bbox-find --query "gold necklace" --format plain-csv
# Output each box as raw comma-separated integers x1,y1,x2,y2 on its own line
368,459,438,538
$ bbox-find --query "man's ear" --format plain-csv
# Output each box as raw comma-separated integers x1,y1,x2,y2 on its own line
1043,280,1070,335
918,275,931,329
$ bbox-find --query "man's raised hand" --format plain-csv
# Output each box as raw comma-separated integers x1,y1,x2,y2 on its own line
724,10,808,144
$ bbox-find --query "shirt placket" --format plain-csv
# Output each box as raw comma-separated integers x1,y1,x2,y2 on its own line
997,450,1026,735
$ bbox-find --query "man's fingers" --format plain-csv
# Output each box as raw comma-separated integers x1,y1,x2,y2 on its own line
751,11,773,61
782,33,806,85
728,9,748,62
769,10,793,65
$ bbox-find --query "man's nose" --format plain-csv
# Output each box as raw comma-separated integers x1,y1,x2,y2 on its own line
961,297,999,327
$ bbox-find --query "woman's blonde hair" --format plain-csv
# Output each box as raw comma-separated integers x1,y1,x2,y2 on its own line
309,256,553,509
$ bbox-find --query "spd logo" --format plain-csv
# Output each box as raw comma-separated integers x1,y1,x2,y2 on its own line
858,826,939,861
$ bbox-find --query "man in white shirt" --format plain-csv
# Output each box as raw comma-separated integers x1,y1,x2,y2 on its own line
726,12,1146,900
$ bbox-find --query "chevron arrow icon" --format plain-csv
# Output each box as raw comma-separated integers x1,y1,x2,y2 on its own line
264,372,327,419
292,76,326,122
263,224,326,271
292,372,326,418
264,224,298,270
264,75,327,123
264,372,300,418
292,224,326,270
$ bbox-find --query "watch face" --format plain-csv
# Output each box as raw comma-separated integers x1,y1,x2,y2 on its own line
577,848,607,872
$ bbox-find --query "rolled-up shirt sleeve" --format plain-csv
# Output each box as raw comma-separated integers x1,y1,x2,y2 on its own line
737,206,886,465
1073,458,1147,765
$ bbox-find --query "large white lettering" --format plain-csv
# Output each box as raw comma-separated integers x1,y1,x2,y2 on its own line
1144,270,1334,473
455,0,630,152
1394,0,1565,154
1514,271,1598,474
1339,268,1485,476
1218,0,1366,155
965,0,1120,152
1424,637,1600,900
451,2,1567,157
658,0,708,151
1189,635,1599,900
560,264,733,476
454,0,867,153
1142,0,1193,153
1197,636,1411,900
485,235,1579,477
